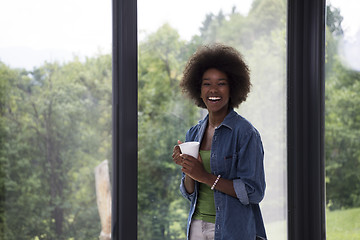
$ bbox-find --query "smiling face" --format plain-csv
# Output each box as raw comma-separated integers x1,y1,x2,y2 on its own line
200,68,230,115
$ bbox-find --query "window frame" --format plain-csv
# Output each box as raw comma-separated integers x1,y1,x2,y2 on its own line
287,0,326,239
111,0,326,239
112,0,138,239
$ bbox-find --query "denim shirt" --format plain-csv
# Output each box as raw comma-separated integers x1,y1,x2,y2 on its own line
180,109,267,240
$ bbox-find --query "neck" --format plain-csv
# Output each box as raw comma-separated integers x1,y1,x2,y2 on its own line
208,108,230,128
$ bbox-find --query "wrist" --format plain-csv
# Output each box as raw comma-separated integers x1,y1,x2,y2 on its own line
211,175,221,190
185,174,194,181
202,173,217,186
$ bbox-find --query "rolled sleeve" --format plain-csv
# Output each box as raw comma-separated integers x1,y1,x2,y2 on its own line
235,129,266,205
233,178,250,205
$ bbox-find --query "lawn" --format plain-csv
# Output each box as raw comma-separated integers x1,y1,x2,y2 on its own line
326,207,360,240
264,207,360,240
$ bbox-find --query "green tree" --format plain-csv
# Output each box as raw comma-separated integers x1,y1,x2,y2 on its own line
0,62,17,238
325,59,360,209
138,24,200,239
326,4,344,37
1,54,112,239
324,4,360,210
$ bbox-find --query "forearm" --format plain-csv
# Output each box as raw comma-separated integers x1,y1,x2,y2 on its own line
201,173,237,198
184,174,195,194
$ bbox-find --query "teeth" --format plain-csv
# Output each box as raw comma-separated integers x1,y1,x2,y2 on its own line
208,97,221,101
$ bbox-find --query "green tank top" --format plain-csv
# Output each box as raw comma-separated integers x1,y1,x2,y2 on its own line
193,150,216,223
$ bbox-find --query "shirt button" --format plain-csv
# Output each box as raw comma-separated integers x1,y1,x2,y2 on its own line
212,153,216,158
217,206,220,211
216,225,220,230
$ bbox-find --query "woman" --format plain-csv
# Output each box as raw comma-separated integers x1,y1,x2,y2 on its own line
172,43,267,240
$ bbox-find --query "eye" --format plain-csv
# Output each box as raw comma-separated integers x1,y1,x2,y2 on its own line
218,82,227,86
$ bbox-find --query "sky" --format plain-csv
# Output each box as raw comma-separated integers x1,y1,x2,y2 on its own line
0,0,359,70
328,0,360,38
0,0,252,70
0,0,112,70
138,0,252,41
328,0,360,70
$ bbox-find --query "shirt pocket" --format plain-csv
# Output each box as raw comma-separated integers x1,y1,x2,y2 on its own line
224,152,238,178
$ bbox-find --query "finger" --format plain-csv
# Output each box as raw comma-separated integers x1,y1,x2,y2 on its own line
175,160,183,166
172,149,180,158
172,146,181,157
181,155,199,166
182,158,196,169
180,153,195,160
173,145,180,152
180,156,189,165
174,158,183,166
181,162,192,171
173,152,183,161
177,140,183,144
172,151,183,165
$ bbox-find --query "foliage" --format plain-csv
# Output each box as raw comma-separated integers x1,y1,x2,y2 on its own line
0,55,112,239
326,4,344,37
0,62,15,238
138,24,200,239
0,0,359,239
324,3,360,211
325,59,360,210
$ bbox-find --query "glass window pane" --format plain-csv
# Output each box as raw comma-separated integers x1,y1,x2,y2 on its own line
325,0,360,239
0,0,112,239
138,0,287,239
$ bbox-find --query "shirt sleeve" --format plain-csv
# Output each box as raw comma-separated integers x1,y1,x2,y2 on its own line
233,128,266,205
180,173,196,202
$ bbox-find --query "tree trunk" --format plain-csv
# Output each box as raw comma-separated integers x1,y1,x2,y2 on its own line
95,160,112,240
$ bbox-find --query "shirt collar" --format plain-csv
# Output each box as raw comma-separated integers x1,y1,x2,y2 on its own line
198,108,237,142
217,108,237,130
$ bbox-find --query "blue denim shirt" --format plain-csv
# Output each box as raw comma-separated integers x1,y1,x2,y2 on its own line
180,109,267,240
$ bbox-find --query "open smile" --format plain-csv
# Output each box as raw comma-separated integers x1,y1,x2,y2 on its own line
208,96,222,102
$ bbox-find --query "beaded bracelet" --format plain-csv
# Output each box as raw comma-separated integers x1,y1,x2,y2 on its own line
211,175,221,190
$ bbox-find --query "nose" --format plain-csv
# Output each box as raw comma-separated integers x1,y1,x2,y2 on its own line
209,85,218,93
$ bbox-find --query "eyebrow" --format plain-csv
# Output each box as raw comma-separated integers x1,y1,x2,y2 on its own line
202,78,228,81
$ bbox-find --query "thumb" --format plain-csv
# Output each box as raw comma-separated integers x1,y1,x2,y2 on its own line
177,140,183,144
